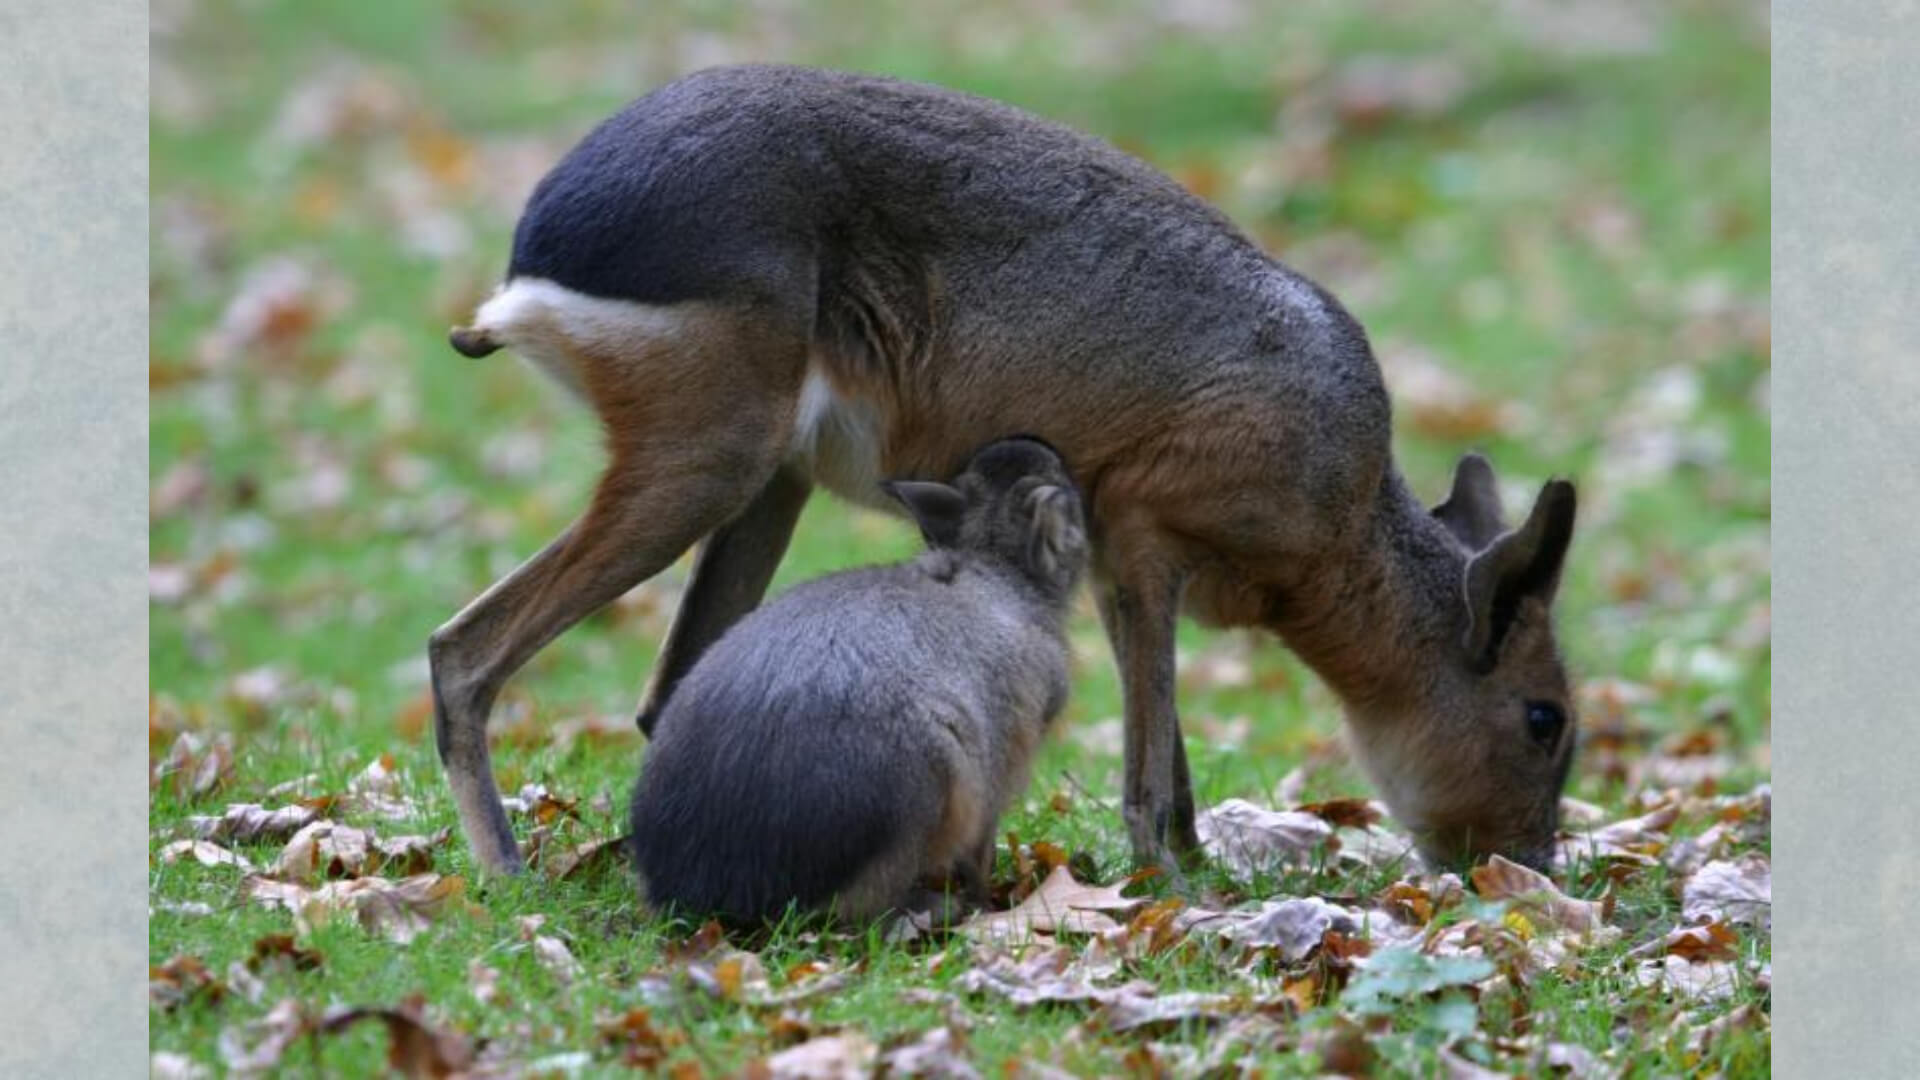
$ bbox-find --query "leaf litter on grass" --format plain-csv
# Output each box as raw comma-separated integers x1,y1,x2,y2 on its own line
154,693,1768,1076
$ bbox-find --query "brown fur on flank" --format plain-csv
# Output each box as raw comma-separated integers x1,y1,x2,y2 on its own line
431,65,1581,879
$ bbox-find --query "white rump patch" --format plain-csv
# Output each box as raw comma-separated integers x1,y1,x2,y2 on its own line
470,276,700,403
790,366,885,506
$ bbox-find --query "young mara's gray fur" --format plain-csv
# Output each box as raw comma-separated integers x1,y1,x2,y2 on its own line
628,438,1086,923
434,65,1580,880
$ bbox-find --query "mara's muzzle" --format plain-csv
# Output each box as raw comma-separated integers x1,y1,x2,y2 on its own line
448,326,500,358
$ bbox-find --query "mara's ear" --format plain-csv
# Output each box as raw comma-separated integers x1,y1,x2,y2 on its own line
1432,452,1507,550
882,480,968,548
1461,479,1577,671
1023,484,1084,580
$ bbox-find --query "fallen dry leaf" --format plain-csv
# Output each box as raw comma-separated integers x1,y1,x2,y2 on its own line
955,945,1142,1009
199,256,350,370
192,802,325,844
877,1025,981,1080
518,915,585,986
149,1050,210,1080
599,1007,683,1069
242,873,466,943
1296,798,1383,830
345,754,422,821
272,820,448,881
1217,897,1366,962
1196,798,1334,876
1630,728,1736,792
750,966,858,1010
158,839,256,872
468,960,507,1010
1471,856,1611,937
531,934,582,985
1380,881,1446,926
248,933,324,974
963,863,1141,943
320,996,475,1078
1687,1002,1769,1056
502,782,579,825
662,919,729,965
218,998,312,1077
1334,823,1419,872
151,954,226,1011
224,961,266,1006
153,732,234,798
1559,796,1609,827
1555,802,1680,869
1096,988,1252,1034
149,561,195,603
1633,955,1741,1003
1637,920,1740,964
273,821,370,881
151,458,212,519
224,666,296,720
1105,897,1192,960
1663,820,1739,877
1682,856,1771,929
685,945,768,1003
762,1030,878,1080
538,833,627,881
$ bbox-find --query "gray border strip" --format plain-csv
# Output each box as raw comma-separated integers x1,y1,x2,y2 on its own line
0,0,148,1074
0,0,1908,1072
1775,1,1920,1076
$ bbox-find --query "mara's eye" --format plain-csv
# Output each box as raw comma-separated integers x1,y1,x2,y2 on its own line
1525,702,1566,749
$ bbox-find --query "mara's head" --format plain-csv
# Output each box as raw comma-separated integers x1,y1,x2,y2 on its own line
881,437,1089,597
1352,454,1579,873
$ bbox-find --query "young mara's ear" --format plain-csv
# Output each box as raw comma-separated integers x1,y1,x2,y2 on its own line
1432,452,1507,550
1461,479,1577,671
1024,484,1084,581
882,480,968,548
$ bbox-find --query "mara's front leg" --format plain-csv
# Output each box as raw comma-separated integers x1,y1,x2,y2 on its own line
1097,586,1202,861
1096,523,1197,876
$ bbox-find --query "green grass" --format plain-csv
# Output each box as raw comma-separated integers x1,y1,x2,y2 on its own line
151,0,1770,1074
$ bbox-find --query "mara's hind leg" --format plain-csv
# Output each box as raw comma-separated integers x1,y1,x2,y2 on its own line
634,466,812,736
431,291,808,874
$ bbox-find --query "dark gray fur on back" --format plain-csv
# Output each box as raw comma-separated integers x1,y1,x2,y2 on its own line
509,65,1382,484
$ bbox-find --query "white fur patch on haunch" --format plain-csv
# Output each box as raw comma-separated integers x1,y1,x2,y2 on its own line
469,276,704,404
470,277,891,503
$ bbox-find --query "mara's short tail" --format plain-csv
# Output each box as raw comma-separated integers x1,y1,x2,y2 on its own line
447,326,499,357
